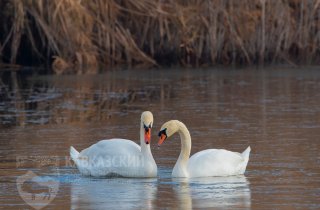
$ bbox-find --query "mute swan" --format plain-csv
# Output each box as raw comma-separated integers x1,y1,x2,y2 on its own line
70,111,157,177
158,120,251,177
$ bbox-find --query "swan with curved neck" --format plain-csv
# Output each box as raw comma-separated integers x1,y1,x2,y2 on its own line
70,111,157,177
158,120,250,177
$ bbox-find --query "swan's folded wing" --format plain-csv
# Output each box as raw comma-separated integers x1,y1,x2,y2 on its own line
74,139,145,176
79,139,141,158
188,149,245,177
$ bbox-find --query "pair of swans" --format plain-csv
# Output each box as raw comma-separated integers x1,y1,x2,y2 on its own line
70,111,251,178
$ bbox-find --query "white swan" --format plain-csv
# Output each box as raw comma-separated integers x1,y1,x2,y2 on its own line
70,111,157,177
158,120,251,177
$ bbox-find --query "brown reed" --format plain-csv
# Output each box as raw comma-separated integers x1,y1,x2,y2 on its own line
0,0,319,73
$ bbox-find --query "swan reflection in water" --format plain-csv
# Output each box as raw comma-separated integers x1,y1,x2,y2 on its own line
173,175,251,209
70,174,250,209
71,177,157,210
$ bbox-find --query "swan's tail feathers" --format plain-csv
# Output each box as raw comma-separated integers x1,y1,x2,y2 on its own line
242,146,251,159
70,146,80,162
240,146,251,174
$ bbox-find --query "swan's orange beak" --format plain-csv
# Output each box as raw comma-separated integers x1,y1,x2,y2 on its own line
158,133,167,146
144,128,151,144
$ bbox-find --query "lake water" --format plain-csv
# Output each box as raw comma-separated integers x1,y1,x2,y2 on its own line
0,67,319,209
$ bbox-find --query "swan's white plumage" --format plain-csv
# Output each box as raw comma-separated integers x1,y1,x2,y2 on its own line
159,120,251,178
70,111,157,177
70,146,79,161
187,148,250,177
72,139,155,177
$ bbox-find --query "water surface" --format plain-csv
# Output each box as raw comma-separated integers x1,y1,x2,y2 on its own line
0,67,319,209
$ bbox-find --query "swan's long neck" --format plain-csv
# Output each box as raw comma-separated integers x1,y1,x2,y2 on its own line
140,124,152,156
173,121,191,177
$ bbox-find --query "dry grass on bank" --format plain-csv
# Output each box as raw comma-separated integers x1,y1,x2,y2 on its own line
0,0,319,73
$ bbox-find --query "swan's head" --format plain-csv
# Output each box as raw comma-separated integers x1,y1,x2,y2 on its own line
157,120,180,146
141,111,153,145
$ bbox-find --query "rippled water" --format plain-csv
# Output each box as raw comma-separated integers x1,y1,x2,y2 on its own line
0,67,320,209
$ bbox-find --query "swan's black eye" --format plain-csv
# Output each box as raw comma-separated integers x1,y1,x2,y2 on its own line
144,123,152,133
158,128,167,137
144,123,152,130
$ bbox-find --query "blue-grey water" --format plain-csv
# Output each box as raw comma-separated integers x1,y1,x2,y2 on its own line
0,67,319,209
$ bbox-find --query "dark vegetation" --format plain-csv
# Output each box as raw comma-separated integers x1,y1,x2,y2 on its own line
0,0,319,73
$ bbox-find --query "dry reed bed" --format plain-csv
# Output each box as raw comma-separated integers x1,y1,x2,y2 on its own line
0,0,319,73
